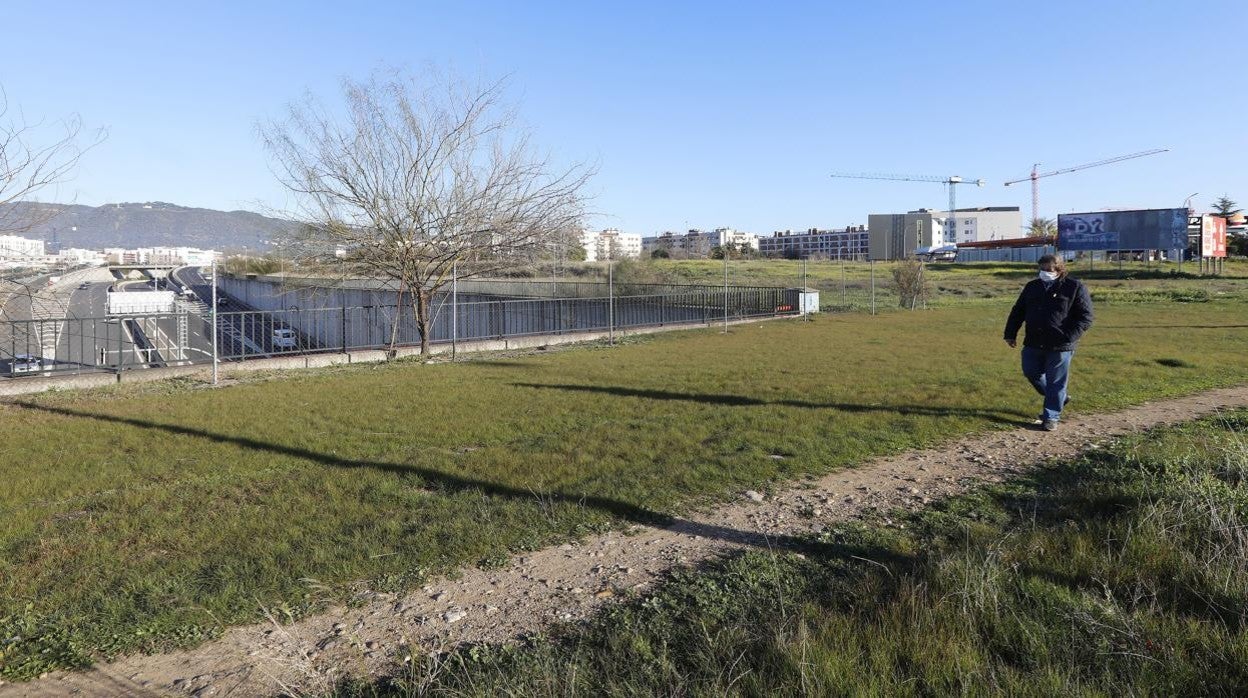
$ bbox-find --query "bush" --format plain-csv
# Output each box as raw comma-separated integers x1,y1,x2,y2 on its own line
891,257,931,309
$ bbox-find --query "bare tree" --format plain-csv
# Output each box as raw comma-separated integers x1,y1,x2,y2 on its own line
891,257,930,309
260,69,593,355
0,87,105,332
0,86,105,237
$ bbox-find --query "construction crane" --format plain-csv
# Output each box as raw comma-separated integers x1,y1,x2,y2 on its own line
1004,148,1168,224
829,172,985,247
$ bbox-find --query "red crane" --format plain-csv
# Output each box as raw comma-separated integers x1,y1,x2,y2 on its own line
1004,148,1169,224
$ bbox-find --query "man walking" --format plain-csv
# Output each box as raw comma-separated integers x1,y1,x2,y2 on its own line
1004,254,1094,431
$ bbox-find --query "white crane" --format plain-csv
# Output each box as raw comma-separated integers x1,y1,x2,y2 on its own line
829,172,985,247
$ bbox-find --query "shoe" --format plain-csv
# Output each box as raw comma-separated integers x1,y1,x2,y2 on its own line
1041,419,1058,431
1063,395,1071,407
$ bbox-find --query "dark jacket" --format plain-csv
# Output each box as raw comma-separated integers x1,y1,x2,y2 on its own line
1004,275,1094,352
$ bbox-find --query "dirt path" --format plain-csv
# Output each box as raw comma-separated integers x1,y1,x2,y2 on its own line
9,386,1248,697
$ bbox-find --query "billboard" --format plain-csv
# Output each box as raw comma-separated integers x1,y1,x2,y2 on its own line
107,290,175,315
1201,215,1227,258
1057,208,1188,251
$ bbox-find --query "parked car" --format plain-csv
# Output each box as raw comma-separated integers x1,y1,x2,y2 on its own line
272,328,298,350
11,354,44,375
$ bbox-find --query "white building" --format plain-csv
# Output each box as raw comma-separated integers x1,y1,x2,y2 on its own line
104,248,149,264
642,231,712,257
102,247,217,266
939,207,1024,244
0,234,46,260
710,227,759,251
580,228,642,261
57,248,108,266
641,228,759,258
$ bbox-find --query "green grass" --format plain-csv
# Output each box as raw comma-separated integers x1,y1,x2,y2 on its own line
3,297,1248,679
604,258,1248,311
350,411,1248,697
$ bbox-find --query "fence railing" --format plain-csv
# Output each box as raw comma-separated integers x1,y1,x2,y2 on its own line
0,286,800,379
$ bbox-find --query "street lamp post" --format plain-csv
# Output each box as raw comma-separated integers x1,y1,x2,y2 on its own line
210,258,218,386
1183,193,1199,273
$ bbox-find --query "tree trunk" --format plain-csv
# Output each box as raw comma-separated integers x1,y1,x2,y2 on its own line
415,287,431,355
387,280,405,359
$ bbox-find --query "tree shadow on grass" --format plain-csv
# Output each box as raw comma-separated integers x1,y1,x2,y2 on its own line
13,401,828,554
512,383,1034,426
1097,324,1248,330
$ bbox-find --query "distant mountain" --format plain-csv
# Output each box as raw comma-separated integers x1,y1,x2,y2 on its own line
0,201,296,251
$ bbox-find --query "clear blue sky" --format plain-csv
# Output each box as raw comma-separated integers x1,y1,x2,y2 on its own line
2,0,1245,235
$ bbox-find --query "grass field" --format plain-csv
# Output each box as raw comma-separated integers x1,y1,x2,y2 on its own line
2,286,1248,679
609,258,1248,310
361,411,1248,696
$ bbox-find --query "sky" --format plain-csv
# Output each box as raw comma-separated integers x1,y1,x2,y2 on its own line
2,0,1245,235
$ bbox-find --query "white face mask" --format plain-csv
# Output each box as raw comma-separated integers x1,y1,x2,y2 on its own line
1038,270,1060,282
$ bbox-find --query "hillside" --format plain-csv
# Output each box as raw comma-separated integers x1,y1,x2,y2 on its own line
0,201,296,251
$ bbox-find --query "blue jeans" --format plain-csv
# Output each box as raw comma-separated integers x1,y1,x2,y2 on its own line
1021,347,1072,422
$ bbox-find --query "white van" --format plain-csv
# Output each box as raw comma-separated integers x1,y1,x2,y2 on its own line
272,328,298,350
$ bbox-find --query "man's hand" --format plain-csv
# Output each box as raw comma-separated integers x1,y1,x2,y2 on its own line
1005,338,1016,348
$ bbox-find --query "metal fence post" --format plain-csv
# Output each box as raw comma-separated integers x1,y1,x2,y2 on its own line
722,251,728,333
841,257,846,308
338,286,348,355
870,260,876,316
452,261,458,361
608,256,615,345
801,258,808,321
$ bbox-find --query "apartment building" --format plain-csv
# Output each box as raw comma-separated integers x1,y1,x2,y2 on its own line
759,226,869,259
